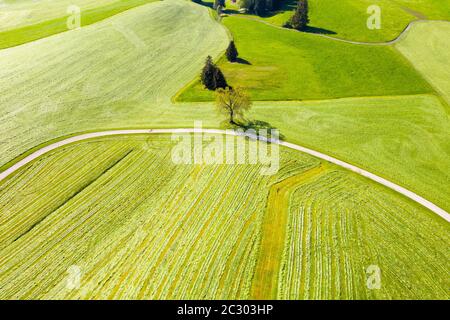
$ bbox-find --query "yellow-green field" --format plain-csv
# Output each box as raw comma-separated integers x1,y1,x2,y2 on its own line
0,135,448,299
395,21,450,104
0,0,449,300
0,0,120,31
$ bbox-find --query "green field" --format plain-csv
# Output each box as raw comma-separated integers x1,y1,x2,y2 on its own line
0,0,118,31
0,0,449,300
0,0,228,167
231,0,450,42
176,15,432,101
248,94,450,213
306,0,449,42
0,135,448,299
395,21,450,104
0,0,162,49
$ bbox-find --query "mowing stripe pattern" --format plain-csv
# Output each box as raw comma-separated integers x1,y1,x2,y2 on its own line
0,135,448,299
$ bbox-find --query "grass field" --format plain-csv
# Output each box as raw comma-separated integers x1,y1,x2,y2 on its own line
0,0,110,31
0,0,160,49
0,134,448,299
306,0,450,42
0,0,449,300
395,21,450,104
248,94,450,214
0,0,228,167
227,0,450,42
176,16,432,101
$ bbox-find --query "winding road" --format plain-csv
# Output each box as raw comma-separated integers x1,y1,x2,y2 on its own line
0,128,449,223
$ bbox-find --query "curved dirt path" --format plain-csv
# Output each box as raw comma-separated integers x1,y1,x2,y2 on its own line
229,14,449,46
0,129,449,222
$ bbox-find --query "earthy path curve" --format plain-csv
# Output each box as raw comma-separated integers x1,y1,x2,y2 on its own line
229,14,449,46
0,129,449,222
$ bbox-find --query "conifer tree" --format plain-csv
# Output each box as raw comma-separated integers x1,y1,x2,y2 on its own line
291,0,309,31
225,41,238,62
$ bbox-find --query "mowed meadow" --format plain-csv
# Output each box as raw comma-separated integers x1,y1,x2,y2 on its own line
0,0,160,49
0,0,449,300
0,0,229,167
0,135,448,299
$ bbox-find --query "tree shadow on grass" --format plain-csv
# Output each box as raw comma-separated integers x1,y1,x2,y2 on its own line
302,25,337,35
235,57,251,65
222,119,285,141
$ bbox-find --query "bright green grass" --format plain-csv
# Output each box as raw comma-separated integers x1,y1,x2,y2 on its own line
0,0,121,31
232,0,450,42
395,21,450,104
248,94,450,214
0,135,448,299
0,0,159,49
0,2,448,218
307,0,450,42
0,0,228,166
177,15,432,101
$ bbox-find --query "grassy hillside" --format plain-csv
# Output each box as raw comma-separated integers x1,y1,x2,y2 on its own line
231,0,450,42
0,0,159,49
0,0,229,166
0,1,448,217
307,0,450,42
396,21,450,104
177,16,432,101
0,135,448,299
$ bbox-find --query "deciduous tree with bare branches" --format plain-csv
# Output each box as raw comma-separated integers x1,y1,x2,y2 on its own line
215,87,252,125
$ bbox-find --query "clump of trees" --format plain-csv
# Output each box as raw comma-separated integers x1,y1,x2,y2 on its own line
239,0,279,16
201,56,228,90
226,41,239,62
287,0,309,30
215,87,252,125
213,0,226,9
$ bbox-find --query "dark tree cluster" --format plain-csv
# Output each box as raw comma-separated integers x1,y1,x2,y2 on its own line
243,0,279,16
201,56,228,91
213,0,226,9
289,0,309,30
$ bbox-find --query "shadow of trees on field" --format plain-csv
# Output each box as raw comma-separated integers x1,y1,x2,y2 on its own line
193,0,337,36
222,119,285,141
302,25,336,35
235,57,251,65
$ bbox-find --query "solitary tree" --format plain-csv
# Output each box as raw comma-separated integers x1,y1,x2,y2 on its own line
215,87,252,125
201,56,228,90
226,41,239,62
290,0,309,30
